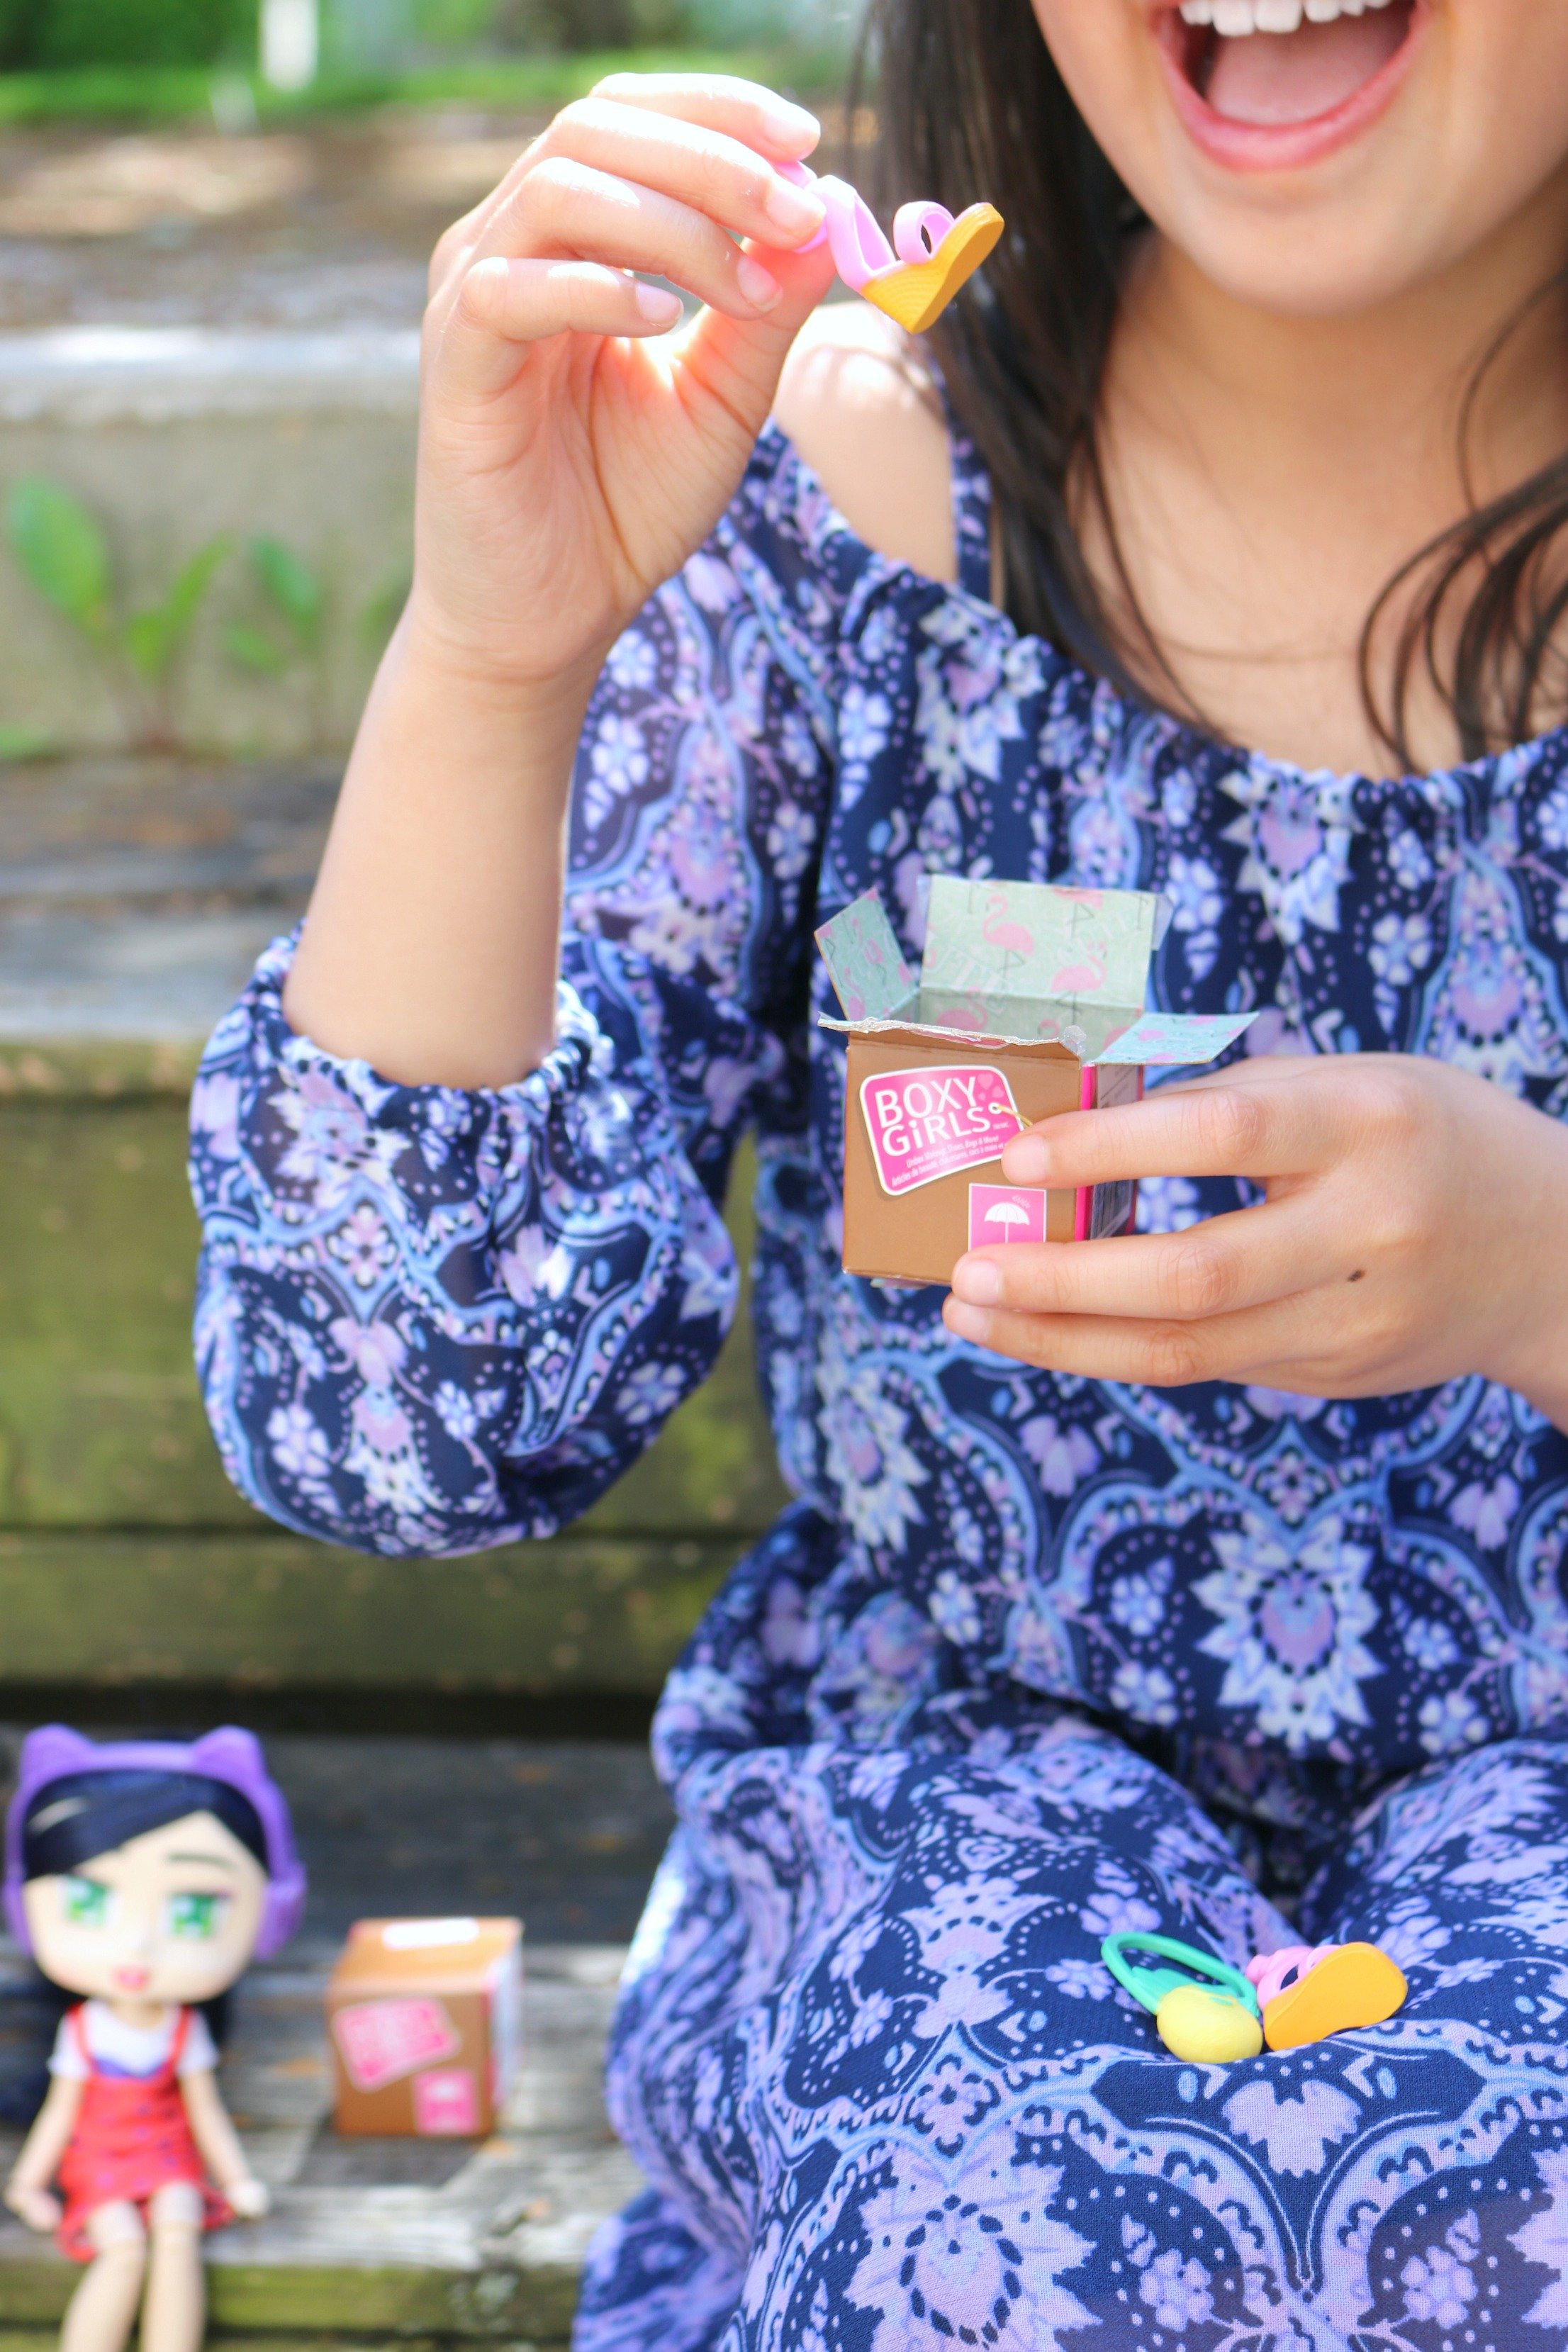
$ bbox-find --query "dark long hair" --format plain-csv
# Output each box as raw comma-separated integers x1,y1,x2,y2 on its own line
861,0,1568,771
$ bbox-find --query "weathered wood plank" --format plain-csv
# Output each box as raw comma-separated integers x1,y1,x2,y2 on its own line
0,1533,734,1693
0,1101,785,1542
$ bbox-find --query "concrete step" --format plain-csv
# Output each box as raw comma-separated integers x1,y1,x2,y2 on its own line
0,329,417,756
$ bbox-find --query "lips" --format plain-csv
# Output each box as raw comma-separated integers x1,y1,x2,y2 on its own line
1153,0,1423,170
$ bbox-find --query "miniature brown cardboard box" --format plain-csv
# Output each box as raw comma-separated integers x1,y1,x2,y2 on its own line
816,878,1256,1287
326,1915,522,2138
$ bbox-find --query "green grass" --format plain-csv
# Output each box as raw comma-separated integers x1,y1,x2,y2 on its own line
0,44,846,124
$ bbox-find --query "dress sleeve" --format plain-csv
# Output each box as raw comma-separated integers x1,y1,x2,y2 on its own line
177,2012,219,2076
46,2015,86,2081
190,430,861,1560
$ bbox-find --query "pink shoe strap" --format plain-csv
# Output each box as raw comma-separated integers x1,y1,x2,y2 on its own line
775,164,956,291
1245,1943,1337,2010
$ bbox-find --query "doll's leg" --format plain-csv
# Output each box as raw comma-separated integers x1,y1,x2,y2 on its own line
139,2185,206,2352
60,2204,147,2352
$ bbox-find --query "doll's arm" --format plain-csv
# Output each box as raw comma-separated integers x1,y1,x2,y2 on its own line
179,2070,269,2219
4,2073,82,2231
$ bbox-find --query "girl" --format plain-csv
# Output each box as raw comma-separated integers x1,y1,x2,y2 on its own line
191,3,1568,2342
4,1729,305,2352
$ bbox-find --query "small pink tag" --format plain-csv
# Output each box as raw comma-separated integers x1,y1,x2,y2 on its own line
333,1998,461,2093
413,2066,480,2136
861,1064,1023,1196
968,1184,1048,1249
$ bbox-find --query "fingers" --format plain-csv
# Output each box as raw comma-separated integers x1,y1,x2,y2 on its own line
527,96,827,253
1001,1069,1334,1189
428,77,822,308
941,1286,1340,1391
950,1196,1343,1325
475,158,796,321
427,259,678,401
589,72,821,161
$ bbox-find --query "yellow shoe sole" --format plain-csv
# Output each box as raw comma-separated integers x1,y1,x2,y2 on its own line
862,204,1005,336
1262,1943,1407,2051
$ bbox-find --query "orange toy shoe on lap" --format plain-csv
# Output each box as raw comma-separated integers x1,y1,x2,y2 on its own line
1247,1942,1407,2052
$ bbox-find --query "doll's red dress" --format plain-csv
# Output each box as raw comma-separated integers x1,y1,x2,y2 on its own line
55,2007,231,2260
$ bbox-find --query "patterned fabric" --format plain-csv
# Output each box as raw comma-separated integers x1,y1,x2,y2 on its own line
191,422,1568,2345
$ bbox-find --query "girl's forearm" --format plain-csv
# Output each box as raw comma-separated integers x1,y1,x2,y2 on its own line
282,599,602,1090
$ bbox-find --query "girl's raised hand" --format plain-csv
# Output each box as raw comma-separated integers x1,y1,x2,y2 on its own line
943,1055,1568,1427
409,72,836,691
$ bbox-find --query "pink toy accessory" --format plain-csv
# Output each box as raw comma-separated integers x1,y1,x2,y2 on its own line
779,163,1004,335
4,1725,306,1959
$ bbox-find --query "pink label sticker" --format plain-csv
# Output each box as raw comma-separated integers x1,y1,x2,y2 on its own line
332,1998,461,2093
968,1184,1048,1249
861,1065,1023,1196
413,2066,480,2136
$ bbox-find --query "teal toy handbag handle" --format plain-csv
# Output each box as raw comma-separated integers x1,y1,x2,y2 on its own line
1102,1932,1260,2019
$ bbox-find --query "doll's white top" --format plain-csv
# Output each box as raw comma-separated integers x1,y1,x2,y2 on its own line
47,2001,218,2081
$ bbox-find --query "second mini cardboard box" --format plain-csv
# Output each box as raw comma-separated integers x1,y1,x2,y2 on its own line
815,877,1255,1285
327,1916,522,2137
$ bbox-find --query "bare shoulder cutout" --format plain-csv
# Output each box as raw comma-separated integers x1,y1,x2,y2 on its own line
773,306,956,585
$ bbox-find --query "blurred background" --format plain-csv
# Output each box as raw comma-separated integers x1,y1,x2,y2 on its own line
0,4,858,2325
0,0,854,1932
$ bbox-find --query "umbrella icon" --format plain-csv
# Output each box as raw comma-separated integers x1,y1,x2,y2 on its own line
985,1201,1032,1242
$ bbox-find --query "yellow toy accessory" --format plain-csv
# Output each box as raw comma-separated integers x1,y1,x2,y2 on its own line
1101,1932,1263,2063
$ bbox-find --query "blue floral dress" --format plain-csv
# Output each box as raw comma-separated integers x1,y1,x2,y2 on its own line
192,424,1568,2350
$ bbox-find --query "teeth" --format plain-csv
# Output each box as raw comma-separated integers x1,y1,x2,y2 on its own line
1180,0,1391,26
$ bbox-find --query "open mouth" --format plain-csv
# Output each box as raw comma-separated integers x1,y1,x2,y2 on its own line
1163,0,1418,136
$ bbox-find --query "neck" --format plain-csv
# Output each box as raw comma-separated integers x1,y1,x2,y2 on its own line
1128,176,1568,507
1094,169,1568,773
98,1995,172,2031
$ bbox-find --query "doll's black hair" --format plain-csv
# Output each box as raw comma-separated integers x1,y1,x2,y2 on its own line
21,1770,269,1883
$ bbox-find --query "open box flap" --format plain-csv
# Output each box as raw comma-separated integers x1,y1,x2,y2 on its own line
920,877,1159,1020
814,890,917,1023
1091,1009,1258,1065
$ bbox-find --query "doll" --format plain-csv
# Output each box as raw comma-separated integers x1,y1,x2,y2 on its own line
1,1727,306,2352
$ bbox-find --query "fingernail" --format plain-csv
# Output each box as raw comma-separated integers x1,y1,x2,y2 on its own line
951,1256,1002,1306
943,1299,990,1343
737,255,783,310
634,281,682,325
763,174,826,241
763,100,821,153
1004,1136,1050,1183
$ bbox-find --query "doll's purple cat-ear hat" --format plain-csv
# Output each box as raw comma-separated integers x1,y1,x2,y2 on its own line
3,1725,306,1957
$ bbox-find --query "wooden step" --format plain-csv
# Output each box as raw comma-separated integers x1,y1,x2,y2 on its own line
0,1942,639,2348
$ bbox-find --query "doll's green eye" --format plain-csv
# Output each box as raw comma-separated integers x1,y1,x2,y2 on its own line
60,1878,109,1927
167,1892,226,1940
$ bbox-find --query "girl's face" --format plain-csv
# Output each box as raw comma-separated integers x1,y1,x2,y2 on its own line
23,1810,267,2007
1030,1,1568,316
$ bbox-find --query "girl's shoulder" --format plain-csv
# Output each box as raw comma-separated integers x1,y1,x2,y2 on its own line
772,307,960,588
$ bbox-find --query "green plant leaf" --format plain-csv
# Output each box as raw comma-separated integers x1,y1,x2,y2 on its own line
123,534,231,681
249,536,323,649
0,724,53,761
4,477,112,639
223,622,291,676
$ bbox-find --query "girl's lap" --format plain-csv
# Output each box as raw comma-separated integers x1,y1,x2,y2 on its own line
587,1730,1568,2351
